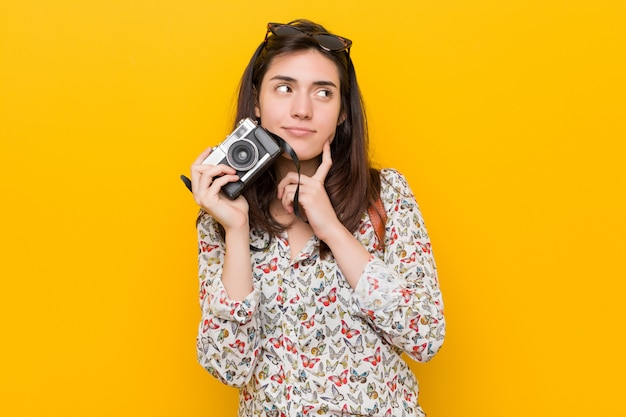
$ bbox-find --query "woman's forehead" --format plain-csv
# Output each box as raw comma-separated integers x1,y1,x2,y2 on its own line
263,50,341,84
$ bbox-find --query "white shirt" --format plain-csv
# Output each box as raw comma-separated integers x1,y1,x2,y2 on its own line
196,168,445,416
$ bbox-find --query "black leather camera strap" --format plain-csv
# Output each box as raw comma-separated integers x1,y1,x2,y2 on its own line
267,133,304,221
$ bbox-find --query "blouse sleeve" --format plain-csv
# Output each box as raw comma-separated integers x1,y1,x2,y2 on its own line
349,169,446,362
195,211,262,387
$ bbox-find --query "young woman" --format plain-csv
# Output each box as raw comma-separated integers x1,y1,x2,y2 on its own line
189,19,445,417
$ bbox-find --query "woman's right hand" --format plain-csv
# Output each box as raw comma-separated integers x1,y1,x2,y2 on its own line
190,147,249,231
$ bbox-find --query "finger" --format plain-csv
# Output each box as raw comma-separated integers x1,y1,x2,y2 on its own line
191,164,235,194
190,147,216,192
312,141,333,183
276,172,300,199
195,168,215,200
211,174,240,193
190,164,206,193
280,183,298,214
190,162,220,187
196,173,240,208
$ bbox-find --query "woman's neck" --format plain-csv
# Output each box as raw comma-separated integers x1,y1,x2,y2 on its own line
274,154,321,178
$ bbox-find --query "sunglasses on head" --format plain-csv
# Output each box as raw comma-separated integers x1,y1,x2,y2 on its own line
265,22,352,54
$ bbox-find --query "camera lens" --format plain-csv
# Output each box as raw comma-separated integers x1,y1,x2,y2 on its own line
226,139,259,171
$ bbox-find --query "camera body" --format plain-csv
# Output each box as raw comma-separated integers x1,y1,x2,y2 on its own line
202,118,283,199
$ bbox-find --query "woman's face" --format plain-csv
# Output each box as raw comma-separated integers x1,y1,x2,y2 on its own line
255,49,343,163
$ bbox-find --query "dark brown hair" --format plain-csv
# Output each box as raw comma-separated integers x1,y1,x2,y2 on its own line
233,20,381,251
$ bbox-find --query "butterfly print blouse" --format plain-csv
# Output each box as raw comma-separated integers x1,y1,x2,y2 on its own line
196,169,445,417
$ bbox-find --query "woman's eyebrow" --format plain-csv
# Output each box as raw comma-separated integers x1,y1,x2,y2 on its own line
269,75,338,88
312,80,338,88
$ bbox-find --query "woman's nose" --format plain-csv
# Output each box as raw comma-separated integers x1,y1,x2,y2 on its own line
291,94,312,119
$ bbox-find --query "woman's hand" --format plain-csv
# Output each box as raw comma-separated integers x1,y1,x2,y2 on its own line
276,141,340,241
190,147,249,231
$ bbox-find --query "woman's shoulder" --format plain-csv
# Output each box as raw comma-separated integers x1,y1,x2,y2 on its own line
378,168,413,197
379,167,404,182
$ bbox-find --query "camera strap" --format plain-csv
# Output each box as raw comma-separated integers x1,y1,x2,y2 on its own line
268,133,304,221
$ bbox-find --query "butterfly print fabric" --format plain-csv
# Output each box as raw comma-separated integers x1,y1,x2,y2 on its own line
196,169,445,416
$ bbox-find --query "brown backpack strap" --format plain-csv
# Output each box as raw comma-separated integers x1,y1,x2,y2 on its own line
367,197,388,248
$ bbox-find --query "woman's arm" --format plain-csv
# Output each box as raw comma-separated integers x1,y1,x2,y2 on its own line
350,169,446,362
195,212,262,387
190,148,254,300
190,148,261,386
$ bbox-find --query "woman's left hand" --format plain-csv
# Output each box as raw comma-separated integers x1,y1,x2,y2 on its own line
276,141,341,240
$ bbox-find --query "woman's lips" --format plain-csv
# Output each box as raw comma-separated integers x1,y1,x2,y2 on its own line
282,126,316,137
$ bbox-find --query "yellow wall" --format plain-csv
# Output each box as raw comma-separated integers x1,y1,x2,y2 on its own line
1,1,624,416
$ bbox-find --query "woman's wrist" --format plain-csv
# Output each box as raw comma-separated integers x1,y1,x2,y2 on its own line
223,224,251,258
324,226,371,288
224,221,249,234
221,224,254,300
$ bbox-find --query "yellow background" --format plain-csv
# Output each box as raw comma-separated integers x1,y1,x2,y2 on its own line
1,1,625,416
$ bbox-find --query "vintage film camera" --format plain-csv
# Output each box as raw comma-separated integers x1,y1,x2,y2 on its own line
202,118,283,199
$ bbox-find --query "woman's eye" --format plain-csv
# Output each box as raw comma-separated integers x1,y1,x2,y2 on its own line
276,85,291,93
316,89,333,98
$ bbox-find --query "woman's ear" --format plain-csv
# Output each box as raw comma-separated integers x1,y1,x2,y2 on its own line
253,86,261,118
337,111,347,125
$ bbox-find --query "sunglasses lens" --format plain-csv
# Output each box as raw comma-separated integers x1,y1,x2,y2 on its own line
272,25,303,38
313,34,347,51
